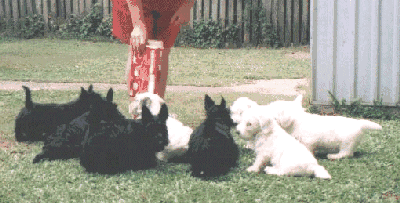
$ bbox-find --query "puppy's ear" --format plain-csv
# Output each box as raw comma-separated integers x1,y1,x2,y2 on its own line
158,104,169,122
141,104,153,124
88,85,93,93
294,94,303,107
22,86,33,109
220,96,226,108
80,87,87,96
106,88,113,102
204,94,215,111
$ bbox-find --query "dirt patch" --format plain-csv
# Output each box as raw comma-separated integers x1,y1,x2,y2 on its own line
285,51,310,60
0,78,310,96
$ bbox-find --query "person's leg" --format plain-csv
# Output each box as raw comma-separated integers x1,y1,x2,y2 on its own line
127,10,155,101
150,11,182,99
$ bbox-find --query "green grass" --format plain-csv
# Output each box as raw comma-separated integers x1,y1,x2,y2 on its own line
0,38,311,86
0,38,398,202
1,89,399,202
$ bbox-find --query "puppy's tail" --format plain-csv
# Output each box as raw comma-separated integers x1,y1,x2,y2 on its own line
22,86,33,109
361,120,382,131
312,165,331,179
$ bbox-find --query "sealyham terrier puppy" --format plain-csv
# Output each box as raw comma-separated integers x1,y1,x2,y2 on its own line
263,95,382,160
230,95,304,149
236,106,331,179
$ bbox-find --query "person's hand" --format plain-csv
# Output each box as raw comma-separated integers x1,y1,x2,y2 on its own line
130,23,147,55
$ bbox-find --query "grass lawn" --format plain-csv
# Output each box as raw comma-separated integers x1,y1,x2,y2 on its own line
0,89,399,202
0,38,399,202
0,38,310,86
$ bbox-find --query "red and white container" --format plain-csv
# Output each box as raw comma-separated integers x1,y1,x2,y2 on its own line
128,40,165,100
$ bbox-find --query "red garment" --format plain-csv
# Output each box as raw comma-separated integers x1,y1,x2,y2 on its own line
112,0,185,48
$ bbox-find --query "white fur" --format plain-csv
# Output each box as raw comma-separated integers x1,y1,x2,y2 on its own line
230,97,259,124
256,95,383,160
128,92,193,161
230,96,304,149
236,107,331,179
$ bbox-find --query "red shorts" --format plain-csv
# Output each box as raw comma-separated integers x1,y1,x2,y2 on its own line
112,0,185,48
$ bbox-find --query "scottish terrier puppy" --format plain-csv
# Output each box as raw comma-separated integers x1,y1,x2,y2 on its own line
187,95,239,177
15,85,105,142
32,88,124,163
80,99,169,174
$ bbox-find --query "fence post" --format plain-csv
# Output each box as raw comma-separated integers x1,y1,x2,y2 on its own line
196,0,202,22
103,0,109,18
211,0,218,21
85,0,91,14
277,0,285,46
243,0,250,45
0,0,4,19
301,0,309,44
237,0,243,46
36,0,42,15
284,0,292,47
190,5,194,28
228,0,234,26
220,0,226,27
66,0,71,18
292,0,300,45
204,0,210,21
27,0,34,15
11,0,18,26
43,0,49,35
271,0,278,43
59,0,65,18
19,0,26,17
79,0,85,15
73,0,79,16
50,0,56,18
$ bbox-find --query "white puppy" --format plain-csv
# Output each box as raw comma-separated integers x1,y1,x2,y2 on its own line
263,96,383,160
230,97,259,124
236,107,331,179
230,96,304,149
129,92,193,162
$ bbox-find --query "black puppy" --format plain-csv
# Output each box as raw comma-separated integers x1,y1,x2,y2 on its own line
80,99,169,174
187,95,239,177
32,88,124,163
15,85,105,142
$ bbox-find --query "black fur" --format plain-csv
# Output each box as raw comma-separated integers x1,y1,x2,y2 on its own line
80,102,169,174
32,88,124,163
187,94,239,177
15,85,106,142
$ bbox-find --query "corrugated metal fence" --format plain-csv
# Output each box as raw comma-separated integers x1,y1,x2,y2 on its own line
311,0,400,106
0,0,310,46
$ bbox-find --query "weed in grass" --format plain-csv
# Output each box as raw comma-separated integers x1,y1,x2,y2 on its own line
327,91,400,120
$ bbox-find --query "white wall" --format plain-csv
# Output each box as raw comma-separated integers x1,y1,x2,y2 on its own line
311,0,400,106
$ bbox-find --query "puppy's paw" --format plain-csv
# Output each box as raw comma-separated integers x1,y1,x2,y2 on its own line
264,166,281,175
156,152,167,162
247,165,260,173
327,153,346,160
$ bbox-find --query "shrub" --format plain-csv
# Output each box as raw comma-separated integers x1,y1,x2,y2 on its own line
13,14,45,39
245,5,279,47
58,3,112,39
176,20,242,48
327,91,399,120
